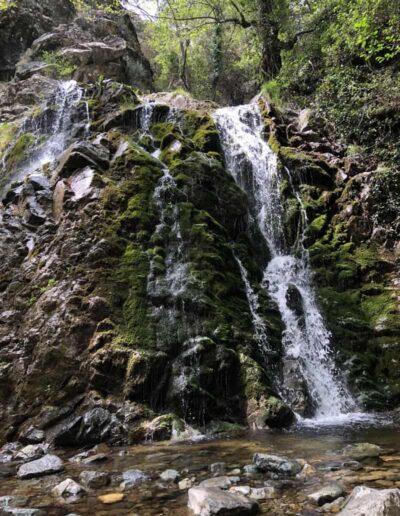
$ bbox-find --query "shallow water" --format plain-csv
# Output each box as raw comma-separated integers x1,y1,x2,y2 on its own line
1,416,400,515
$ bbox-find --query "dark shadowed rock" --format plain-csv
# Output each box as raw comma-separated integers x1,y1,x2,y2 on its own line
253,454,302,476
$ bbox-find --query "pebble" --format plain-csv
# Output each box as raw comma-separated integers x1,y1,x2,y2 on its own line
97,493,125,504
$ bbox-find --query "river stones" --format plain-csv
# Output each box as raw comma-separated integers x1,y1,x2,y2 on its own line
338,486,400,515
52,478,85,498
307,483,345,506
210,462,226,475
15,444,48,462
160,469,180,482
188,486,258,516
79,470,110,489
98,493,125,504
120,469,148,488
16,454,64,479
253,453,302,476
199,476,232,489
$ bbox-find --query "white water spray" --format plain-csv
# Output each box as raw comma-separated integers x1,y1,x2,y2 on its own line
214,104,356,420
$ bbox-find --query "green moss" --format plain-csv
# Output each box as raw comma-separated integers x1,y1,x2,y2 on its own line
0,122,17,158
309,214,327,236
193,119,222,153
6,132,35,169
40,51,78,78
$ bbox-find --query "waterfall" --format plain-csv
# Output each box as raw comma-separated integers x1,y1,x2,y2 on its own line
233,252,269,360
1,80,86,195
214,104,356,420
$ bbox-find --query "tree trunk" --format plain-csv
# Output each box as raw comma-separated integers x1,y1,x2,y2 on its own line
257,0,282,80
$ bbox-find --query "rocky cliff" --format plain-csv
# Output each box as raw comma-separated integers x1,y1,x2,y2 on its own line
0,2,399,447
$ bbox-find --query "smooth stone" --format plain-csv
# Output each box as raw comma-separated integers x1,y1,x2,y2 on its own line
81,453,108,465
308,483,345,506
210,462,226,475
97,493,125,504
343,443,382,460
121,469,148,488
200,476,232,489
253,453,302,476
178,477,194,490
188,486,258,516
229,486,251,496
79,470,110,489
338,486,400,515
17,454,64,479
228,468,241,476
52,478,85,498
160,469,180,482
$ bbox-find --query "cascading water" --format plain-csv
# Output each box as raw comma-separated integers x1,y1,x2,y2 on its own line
234,252,269,360
1,80,86,195
214,104,357,421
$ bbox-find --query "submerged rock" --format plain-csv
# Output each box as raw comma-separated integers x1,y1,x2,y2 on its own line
253,453,302,476
342,443,382,461
160,469,180,482
199,476,232,489
17,454,64,479
188,486,258,516
79,470,110,489
338,486,400,515
121,469,149,489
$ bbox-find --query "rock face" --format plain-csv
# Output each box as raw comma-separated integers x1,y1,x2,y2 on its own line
17,454,64,479
338,486,400,515
188,486,258,516
0,0,75,79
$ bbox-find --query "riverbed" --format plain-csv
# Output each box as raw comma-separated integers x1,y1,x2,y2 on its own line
1,414,400,515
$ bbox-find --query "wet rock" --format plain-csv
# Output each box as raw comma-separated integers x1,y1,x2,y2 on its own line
54,141,110,179
20,427,45,445
308,484,345,506
17,454,64,479
0,509,46,515
297,462,317,478
79,470,110,489
15,61,50,80
15,444,48,461
188,486,258,516
338,486,400,515
179,478,195,490
97,493,125,505
121,469,148,488
0,497,29,509
322,496,345,513
249,487,277,500
229,486,251,496
210,462,226,476
160,469,180,482
253,453,302,476
81,453,108,465
243,464,259,477
200,476,232,489
52,478,85,498
342,443,382,461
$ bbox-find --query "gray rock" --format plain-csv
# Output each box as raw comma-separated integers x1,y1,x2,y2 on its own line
1,509,46,515
249,487,277,500
243,464,259,476
342,443,382,460
253,453,302,476
160,469,180,482
15,444,47,461
308,483,345,506
0,497,29,509
338,486,400,515
17,454,64,479
199,476,232,489
79,470,110,489
121,469,148,488
210,462,226,476
20,427,45,444
52,478,85,498
188,486,258,516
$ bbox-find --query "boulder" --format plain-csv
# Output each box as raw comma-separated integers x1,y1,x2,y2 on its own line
308,483,345,506
342,443,382,461
79,470,110,489
17,454,64,479
20,427,45,445
253,453,302,476
188,486,258,516
52,478,85,498
338,486,400,515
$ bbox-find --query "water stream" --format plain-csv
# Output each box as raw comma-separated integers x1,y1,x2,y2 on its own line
214,104,357,421
1,80,86,195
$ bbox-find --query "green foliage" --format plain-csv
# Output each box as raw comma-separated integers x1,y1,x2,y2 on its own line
40,51,77,78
